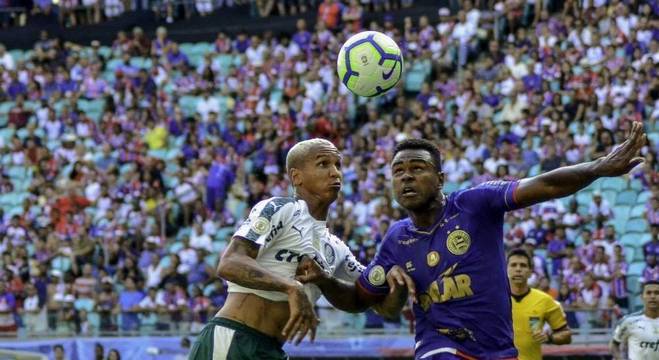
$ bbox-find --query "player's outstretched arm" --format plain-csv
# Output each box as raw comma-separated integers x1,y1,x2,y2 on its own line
609,340,624,360
217,237,319,344
514,122,646,208
548,326,572,345
296,257,415,317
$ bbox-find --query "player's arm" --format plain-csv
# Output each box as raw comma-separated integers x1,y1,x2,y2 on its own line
548,325,572,345
514,122,645,208
610,318,628,360
295,256,415,316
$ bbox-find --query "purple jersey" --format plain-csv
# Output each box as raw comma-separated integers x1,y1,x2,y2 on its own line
358,181,522,359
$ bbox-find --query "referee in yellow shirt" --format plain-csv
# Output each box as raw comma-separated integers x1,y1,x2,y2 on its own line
507,248,572,360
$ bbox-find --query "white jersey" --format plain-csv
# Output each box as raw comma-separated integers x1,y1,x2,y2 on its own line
613,311,659,360
230,197,364,302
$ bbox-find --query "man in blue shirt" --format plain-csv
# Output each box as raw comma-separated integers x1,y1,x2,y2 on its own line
298,122,646,359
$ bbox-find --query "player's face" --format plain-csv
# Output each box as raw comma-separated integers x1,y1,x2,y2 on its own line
299,144,343,203
643,284,659,310
507,255,532,286
391,149,443,211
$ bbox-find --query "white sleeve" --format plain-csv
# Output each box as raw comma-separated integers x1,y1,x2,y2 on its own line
233,197,297,246
331,236,364,282
612,317,629,344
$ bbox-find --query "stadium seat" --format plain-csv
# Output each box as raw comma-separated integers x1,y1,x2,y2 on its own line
629,262,646,276
443,182,459,194
625,219,648,233
630,204,646,219
204,253,218,268
612,205,631,222
528,164,541,177
623,245,635,263
404,70,426,92
74,298,95,312
637,191,651,204
620,233,638,247
634,247,646,262
629,178,644,191
168,241,183,253
601,177,627,191
628,275,641,295
159,255,171,269
616,190,638,206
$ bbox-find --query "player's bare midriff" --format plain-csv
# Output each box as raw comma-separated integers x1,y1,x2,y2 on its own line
215,292,290,342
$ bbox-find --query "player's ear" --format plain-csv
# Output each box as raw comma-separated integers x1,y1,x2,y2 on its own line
436,171,445,190
289,168,303,187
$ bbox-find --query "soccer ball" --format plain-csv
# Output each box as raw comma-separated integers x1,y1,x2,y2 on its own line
337,31,403,97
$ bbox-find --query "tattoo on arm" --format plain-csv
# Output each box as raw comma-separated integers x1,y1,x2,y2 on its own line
217,237,296,293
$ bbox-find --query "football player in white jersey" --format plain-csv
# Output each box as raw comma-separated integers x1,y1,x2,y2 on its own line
188,138,413,360
611,280,659,360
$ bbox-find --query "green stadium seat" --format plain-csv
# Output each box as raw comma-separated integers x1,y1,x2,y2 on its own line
634,247,646,262
159,255,171,269
106,58,124,72
602,190,617,206
98,46,112,58
630,178,644,191
216,227,234,242
203,284,215,296
625,218,648,233
179,43,196,56
178,95,199,116
616,190,638,206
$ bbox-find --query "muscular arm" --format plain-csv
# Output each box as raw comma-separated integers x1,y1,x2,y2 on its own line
217,236,299,293
515,122,646,208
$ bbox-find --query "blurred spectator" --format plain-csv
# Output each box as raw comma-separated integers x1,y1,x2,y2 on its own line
0,281,17,332
641,254,659,283
118,277,144,331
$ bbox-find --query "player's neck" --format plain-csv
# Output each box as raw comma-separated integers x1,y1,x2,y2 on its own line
510,283,529,296
645,309,659,319
409,196,445,228
296,190,330,220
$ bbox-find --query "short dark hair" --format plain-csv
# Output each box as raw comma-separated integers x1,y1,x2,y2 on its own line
393,139,442,171
642,280,659,291
507,248,532,267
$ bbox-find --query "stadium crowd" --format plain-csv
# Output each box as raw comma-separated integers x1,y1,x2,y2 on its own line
0,0,657,337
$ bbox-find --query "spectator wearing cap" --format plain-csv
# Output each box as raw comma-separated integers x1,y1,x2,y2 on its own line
588,191,613,223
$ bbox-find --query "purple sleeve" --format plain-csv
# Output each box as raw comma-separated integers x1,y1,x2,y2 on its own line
454,180,521,213
357,225,402,296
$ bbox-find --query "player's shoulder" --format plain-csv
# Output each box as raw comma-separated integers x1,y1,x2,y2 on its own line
529,288,560,307
616,310,645,327
250,197,299,218
385,218,412,239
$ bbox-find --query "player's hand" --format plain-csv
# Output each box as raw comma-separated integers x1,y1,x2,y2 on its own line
593,121,646,177
295,256,330,285
386,265,417,303
282,281,319,345
531,329,549,344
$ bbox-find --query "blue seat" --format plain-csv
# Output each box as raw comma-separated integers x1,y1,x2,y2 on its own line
205,253,219,268
616,190,638,206
628,275,641,295
630,204,646,219
601,177,627,191
613,205,631,221
629,262,646,276
168,241,183,253
620,233,638,246
159,255,171,269
625,218,648,233
443,182,459,194
74,298,95,312
623,245,635,263
638,191,651,204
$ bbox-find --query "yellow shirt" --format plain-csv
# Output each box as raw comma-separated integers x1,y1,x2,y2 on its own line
511,288,568,360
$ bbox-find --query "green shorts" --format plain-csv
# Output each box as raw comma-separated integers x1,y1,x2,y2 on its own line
188,317,288,360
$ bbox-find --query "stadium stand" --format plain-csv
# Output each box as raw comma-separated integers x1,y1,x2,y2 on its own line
0,0,657,358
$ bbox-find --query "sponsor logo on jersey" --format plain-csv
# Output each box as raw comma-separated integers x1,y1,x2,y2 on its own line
275,249,304,263
265,221,284,243
324,243,336,265
251,217,270,235
368,265,386,286
446,229,471,256
399,237,419,246
418,263,474,311
406,261,416,272
640,340,659,351
427,251,440,267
